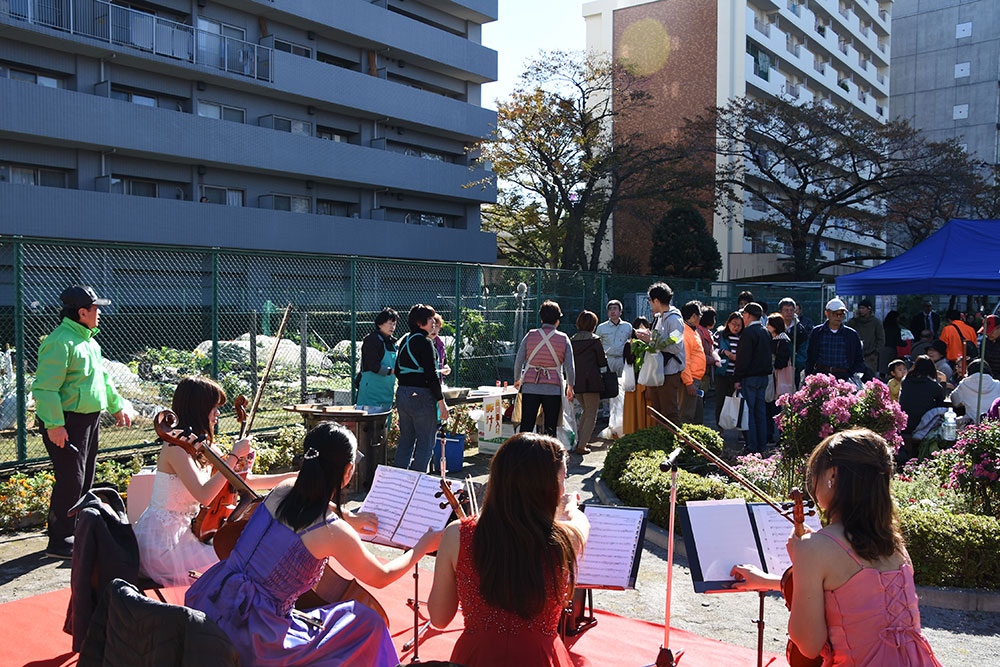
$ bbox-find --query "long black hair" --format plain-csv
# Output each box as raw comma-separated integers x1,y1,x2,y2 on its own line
276,423,357,531
473,433,578,618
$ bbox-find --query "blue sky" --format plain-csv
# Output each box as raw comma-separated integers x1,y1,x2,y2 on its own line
481,0,588,110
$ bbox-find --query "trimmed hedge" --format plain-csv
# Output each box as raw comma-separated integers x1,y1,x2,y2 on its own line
605,430,1000,589
604,425,726,482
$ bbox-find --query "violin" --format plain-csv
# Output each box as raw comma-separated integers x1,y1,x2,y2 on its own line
645,406,826,666
780,489,822,667
435,478,467,519
194,395,250,542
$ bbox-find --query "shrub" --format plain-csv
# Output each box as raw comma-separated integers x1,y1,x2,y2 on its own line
604,425,725,481
95,454,145,496
0,471,54,530
949,421,1000,517
899,507,1000,589
254,424,305,472
776,375,907,461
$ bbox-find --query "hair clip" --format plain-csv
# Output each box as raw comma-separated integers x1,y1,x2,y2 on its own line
304,447,320,460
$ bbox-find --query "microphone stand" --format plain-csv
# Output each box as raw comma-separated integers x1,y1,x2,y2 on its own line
654,447,684,667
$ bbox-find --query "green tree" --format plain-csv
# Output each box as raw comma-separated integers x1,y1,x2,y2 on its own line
648,205,722,280
481,188,564,268
471,50,709,271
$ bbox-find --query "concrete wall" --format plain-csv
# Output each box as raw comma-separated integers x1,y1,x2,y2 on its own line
891,0,1000,164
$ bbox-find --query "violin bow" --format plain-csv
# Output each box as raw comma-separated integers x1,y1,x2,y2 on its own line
646,406,795,525
242,303,293,438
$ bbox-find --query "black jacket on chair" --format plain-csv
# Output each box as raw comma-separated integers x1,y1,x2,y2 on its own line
65,485,141,652
79,578,239,667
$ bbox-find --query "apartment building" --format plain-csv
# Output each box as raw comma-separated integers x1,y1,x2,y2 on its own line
891,0,1000,168
0,0,498,263
583,0,889,279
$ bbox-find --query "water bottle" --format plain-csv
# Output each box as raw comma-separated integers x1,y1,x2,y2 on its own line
942,408,957,441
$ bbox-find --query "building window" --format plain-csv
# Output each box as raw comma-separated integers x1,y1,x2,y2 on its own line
953,104,969,120
198,100,246,123
271,194,311,213
201,185,244,206
5,163,66,187
273,116,311,136
317,51,359,71
111,87,157,107
316,125,351,143
316,199,350,216
111,176,157,197
954,62,970,78
9,68,63,88
956,22,972,39
274,39,311,58
404,212,446,227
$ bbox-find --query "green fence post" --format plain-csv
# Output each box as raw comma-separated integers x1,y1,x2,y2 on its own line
535,268,542,328
349,258,357,404
453,263,462,387
14,240,26,463
600,272,606,311
211,249,219,380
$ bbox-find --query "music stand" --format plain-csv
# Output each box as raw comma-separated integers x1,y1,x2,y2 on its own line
651,446,683,667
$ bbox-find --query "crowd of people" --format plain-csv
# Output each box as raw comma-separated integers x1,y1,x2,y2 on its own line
26,283,972,665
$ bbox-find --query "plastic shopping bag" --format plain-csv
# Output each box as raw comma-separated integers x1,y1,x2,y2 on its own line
719,391,749,431
637,351,664,387
622,364,637,393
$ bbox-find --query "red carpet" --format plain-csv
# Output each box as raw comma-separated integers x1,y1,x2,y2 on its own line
0,575,786,667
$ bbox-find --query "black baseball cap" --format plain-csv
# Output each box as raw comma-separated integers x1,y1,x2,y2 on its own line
60,285,110,309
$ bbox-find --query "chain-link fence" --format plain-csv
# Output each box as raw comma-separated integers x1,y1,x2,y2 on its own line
0,236,826,469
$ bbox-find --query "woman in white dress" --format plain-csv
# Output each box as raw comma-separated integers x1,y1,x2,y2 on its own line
134,376,295,586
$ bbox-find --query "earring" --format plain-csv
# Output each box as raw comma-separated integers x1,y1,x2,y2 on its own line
827,479,833,488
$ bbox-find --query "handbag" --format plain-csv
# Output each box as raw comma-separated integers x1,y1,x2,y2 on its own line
622,364,637,392
719,391,749,431
599,366,619,399
637,350,664,387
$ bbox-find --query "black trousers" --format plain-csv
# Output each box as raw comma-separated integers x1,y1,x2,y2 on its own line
519,393,561,437
41,411,101,547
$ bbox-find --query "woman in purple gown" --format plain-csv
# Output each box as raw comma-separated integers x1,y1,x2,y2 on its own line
186,423,441,666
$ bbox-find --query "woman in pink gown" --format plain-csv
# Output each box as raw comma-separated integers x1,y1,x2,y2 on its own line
732,428,943,667
427,433,591,667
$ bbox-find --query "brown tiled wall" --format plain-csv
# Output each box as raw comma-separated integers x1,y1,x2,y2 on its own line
612,0,718,273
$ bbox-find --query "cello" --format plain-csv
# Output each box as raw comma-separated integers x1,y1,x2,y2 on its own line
194,304,293,542
645,406,824,667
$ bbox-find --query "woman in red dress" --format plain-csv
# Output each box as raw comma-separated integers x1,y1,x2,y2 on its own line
428,433,590,666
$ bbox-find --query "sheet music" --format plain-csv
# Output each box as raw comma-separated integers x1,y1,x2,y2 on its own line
393,475,462,548
686,499,762,581
359,466,421,545
750,503,823,574
577,506,645,589
359,465,462,549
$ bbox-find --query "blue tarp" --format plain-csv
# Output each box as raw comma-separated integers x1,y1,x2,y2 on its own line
836,219,1000,295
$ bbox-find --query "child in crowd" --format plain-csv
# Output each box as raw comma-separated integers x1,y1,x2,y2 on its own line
730,429,943,666
887,359,907,402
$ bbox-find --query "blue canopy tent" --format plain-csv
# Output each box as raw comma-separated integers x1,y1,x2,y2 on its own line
835,219,1000,296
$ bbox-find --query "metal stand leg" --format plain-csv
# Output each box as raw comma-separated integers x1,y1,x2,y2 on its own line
753,591,766,667
652,449,684,667
410,566,421,663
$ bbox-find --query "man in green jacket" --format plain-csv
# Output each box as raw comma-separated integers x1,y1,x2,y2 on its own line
32,285,131,559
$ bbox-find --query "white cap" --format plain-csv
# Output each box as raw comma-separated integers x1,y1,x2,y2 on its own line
825,298,847,312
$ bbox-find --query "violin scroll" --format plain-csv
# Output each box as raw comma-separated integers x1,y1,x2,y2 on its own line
153,409,209,458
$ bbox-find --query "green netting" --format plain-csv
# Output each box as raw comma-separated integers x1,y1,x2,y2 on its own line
0,237,825,468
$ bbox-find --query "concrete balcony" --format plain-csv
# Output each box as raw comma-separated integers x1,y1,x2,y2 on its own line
0,78,495,203
238,0,497,83
0,183,498,262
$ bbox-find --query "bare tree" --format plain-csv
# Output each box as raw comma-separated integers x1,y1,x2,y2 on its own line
686,97,979,279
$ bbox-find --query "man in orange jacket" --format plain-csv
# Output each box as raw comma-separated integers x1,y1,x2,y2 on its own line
680,300,707,425
940,309,977,364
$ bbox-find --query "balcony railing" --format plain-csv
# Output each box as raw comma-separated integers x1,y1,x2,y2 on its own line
0,0,272,82
754,17,771,36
